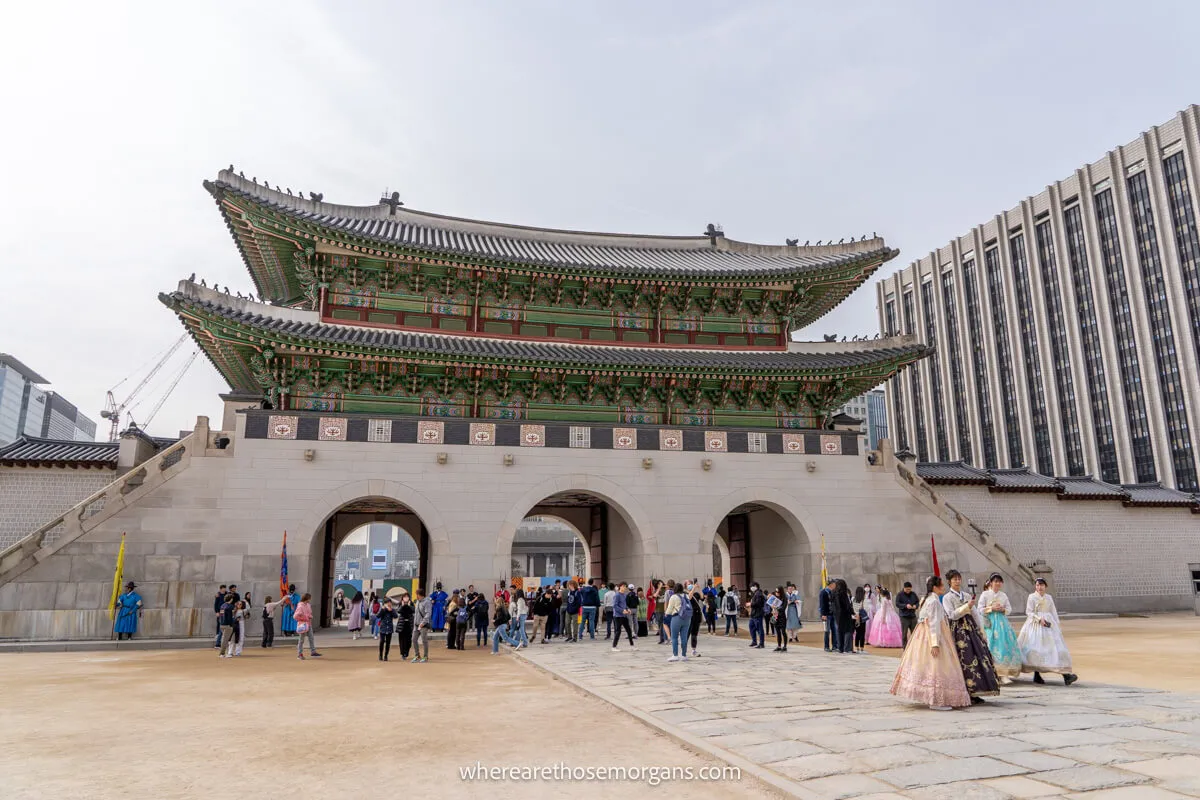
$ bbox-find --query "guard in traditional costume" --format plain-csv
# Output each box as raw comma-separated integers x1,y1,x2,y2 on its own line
942,570,1000,703
1018,579,1078,686
890,575,971,710
430,582,448,632
280,584,299,636
114,581,143,640
976,573,1022,683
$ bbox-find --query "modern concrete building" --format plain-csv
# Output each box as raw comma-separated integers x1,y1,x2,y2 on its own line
0,355,97,446
838,388,887,451
877,105,1200,491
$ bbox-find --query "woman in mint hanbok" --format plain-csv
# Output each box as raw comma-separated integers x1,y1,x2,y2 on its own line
976,573,1022,683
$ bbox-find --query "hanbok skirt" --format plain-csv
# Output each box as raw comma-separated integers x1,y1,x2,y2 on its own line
982,611,1023,678
890,618,971,708
347,604,363,632
950,615,1001,697
867,607,903,648
1017,618,1072,673
786,605,801,631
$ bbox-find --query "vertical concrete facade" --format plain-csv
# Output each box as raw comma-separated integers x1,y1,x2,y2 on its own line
878,105,1200,491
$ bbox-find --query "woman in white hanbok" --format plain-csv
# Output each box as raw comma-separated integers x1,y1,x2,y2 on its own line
1017,579,1078,686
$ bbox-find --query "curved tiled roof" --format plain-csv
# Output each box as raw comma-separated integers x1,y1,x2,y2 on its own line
916,461,992,484
206,170,897,280
989,468,1062,493
1056,476,1128,500
162,288,930,374
1122,482,1197,507
0,437,118,468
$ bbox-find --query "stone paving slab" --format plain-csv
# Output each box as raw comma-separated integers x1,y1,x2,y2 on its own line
514,634,1200,799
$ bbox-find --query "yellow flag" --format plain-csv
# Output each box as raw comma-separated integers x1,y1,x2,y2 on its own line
820,534,828,586
107,533,126,621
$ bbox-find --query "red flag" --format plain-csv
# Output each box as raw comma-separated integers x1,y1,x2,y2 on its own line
930,534,940,577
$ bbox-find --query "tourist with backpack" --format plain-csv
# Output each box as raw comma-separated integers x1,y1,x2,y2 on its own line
473,593,489,647
370,593,382,639
564,581,581,642
452,594,471,650
723,586,740,636
666,579,691,662
704,588,718,634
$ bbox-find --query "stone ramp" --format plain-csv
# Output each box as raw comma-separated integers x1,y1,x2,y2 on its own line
516,634,1200,798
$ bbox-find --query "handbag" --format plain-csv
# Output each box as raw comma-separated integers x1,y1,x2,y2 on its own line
297,621,310,634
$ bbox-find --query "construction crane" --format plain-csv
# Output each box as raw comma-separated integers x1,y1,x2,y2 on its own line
100,334,194,441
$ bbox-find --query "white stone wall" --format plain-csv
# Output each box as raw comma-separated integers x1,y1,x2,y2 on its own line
0,418,1018,640
0,466,114,550
937,485,1200,612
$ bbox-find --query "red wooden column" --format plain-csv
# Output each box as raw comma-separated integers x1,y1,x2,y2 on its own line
589,504,608,581
727,512,751,590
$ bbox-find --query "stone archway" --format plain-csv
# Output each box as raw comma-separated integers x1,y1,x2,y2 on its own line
299,480,451,627
495,474,658,587
701,487,819,609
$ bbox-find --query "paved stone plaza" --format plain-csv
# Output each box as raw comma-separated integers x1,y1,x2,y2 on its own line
518,635,1200,799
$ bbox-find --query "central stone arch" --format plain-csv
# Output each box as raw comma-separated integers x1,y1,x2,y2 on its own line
495,474,659,585
700,486,820,610
299,480,453,625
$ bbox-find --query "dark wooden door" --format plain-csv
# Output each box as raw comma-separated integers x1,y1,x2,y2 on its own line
727,513,750,591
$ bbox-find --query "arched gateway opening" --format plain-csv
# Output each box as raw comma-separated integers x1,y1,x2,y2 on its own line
499,485,652,587
711,499,812,601
315,497,430,628
510,514,590,585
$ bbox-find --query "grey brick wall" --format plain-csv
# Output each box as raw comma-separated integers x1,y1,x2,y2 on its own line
0,467,114,550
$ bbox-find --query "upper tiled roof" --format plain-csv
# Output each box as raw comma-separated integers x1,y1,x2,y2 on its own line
161,284,931,374
0,437,118,468
206,170,897,280
1056,476,1128,500
916,461,992,484
1122,482,1197,507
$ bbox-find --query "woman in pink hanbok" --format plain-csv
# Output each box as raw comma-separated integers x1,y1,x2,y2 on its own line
867,588,904,648
890,576,971,710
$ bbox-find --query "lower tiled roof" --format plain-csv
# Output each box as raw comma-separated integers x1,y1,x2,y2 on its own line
0,437,118,468
162,290,931,374
989,468,1062,493
916,461,992,484
1122,482,1197,507
1056,476,1128,500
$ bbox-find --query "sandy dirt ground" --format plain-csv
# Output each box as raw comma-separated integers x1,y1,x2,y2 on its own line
777,610,1200,692
0,638,779,800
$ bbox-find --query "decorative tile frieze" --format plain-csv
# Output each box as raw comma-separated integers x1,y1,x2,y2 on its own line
782,433,804,454
613,428,637,450
747,432,767,453
820,434,843,455
367,420,392,443
704,431,728,452
659,430,683,451
469,423,495,445
267,415,298,440
417,420,444,444
520,425,545,447
318,417,348,441
569,426,590,448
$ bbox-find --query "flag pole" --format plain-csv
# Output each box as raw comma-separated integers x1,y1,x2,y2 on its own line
108,532,127,641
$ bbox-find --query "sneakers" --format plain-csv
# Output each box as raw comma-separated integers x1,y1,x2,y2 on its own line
1033,672,1046,684
410,656,420,663
667,656,680,662
681,655,689,661
515,642,525,650
1064,673,1079,686
310,652,323,658
692,651,701,657
297,653,305,660
419,657,427,663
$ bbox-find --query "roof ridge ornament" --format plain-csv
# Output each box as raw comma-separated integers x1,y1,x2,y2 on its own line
381,191,404,216
704,223,724,246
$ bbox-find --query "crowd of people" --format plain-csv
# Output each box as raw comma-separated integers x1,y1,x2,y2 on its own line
121,569,1077,710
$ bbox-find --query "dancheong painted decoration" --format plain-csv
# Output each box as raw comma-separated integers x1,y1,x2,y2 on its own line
162,169,930,428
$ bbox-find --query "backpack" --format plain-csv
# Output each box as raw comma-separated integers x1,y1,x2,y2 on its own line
724,594,738,614
456,606,470,624
678,595,693,620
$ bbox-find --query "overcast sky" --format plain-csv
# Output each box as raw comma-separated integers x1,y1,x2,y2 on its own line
2,1,1197,440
